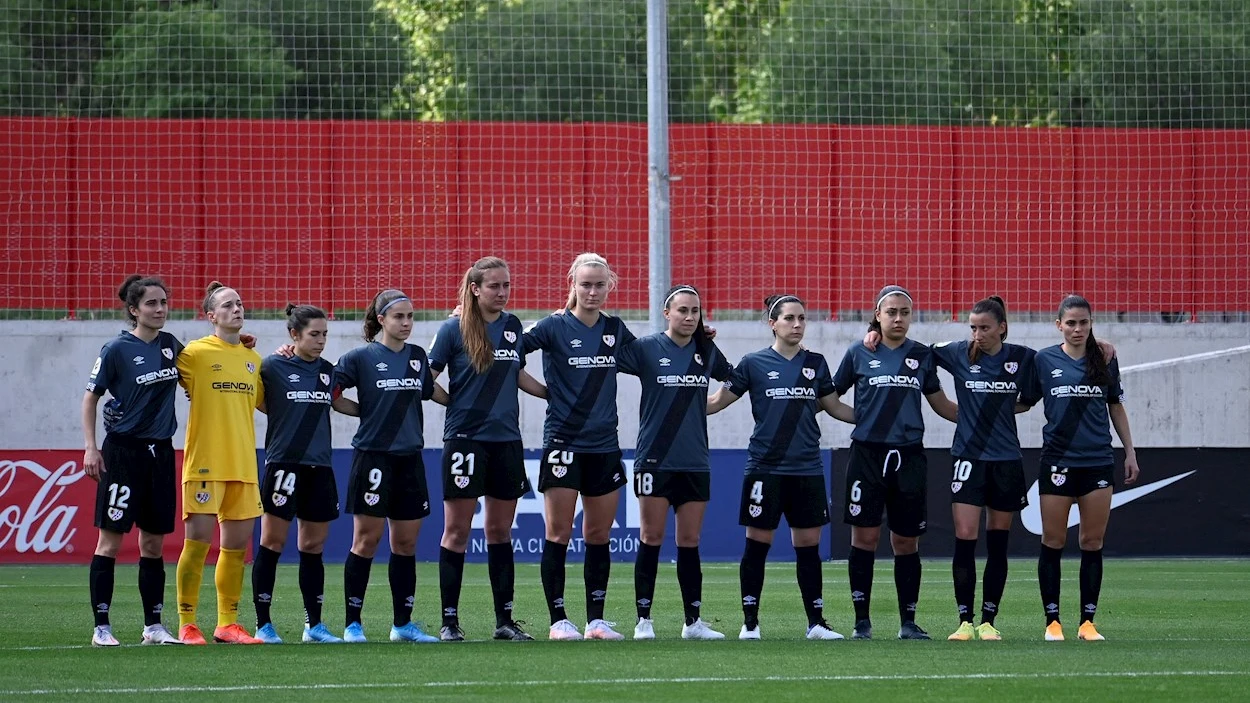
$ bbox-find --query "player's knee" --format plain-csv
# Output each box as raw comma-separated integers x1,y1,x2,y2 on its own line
296,535,325,554
953,524,979,541
390,536,416,555
352,532,382,557
850,528,880,551
891,534,919,555
1078,535,1104,551
441,525,470,550
483,524,511,544
582,523,611,544
137,532,163,558
545,523,572,543
260,534,287,553
94,535,122,559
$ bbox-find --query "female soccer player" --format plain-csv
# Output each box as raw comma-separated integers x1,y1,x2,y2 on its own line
523,253,636,641
617,284,733,640
1022,294,1139,642
251,304,359,644
175,281,265,645
829,285,957,641
707,294,853,641
335,289,448,644
430,257,546,642
82,275,185,646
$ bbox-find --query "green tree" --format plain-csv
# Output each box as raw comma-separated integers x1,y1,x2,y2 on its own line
91,4,299,118
218,0,412,120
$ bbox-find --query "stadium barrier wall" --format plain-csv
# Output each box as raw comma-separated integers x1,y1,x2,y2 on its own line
3,118,1248,314
2,447,1244,564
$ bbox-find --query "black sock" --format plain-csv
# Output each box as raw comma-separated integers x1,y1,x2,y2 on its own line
676,546,703,625
635,542,661,619
252,546,280,628
739,538,770,628
439,547,465,626
1079,548,1103,624
894,552,922,625
89,554,116,627
981,530,1009,625
541,540,569,624
1038,544,1063,625
795,545,824,627
952,538,977,624
137,556,165,627
343,551,373,627
389,553,416,627
487,542,515,628
848,546,875,622
584,542,611,623
298,550,325,627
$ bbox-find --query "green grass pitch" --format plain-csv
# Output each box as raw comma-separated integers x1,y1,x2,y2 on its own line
1,559,1247,702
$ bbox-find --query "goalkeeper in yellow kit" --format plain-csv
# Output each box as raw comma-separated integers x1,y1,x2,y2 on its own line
174,281,266,645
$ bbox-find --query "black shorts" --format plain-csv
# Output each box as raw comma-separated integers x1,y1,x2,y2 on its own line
94,435,176,535
843,441,928,537
739,472,830,530
345,450,431,520
441,439,531,501
949,456,1028,512
261,463,341,523
633,469,711,507
538,449,627,497
1038,462,1115,498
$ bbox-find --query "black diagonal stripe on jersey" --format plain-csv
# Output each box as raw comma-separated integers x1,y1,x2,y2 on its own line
759,354,823,465
286,383,330,464
961,347,1028,458
1042,394,1097,462
459,317,523,436
552,317,621,444
642,346,707,467
372,348,425,450
862,347,928,442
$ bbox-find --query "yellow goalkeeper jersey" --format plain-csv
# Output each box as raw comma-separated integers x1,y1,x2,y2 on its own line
177,335,264,483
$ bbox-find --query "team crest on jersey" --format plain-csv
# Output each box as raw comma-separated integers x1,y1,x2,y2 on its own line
271,493,288,507
951,481,963,494
748,505,762,518
552,466,567,479
694,353,703,365
195,491,210,504
905,358,919,370
802,368,815,380
848,504,861,516
364,492,380,506
410,360,422,373
107,507,124,522
320,373,330,386
504,331,517,344
1004,362,1018,374
602,334,615,347
454,476,470,489
162,348,174,360
247,362,256,374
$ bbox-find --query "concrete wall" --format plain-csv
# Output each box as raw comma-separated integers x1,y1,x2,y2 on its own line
8,319,1249,451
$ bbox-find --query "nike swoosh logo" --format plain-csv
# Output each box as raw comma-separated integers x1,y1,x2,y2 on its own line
1020,470,1196,536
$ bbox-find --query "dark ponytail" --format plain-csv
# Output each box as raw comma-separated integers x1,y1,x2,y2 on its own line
285,303,327,336
363,289,408,342
117,275,168,326
968,295,1009,363
1057,294,1109,386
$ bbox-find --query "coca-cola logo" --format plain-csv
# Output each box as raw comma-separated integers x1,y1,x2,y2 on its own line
0,459,87,554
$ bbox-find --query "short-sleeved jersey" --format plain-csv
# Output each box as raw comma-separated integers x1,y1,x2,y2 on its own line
1026,345,1125,467
85,330,183,440
335,342,434,455
523,313,637,452
428,313,526,442
933,340,1040,461
261,354,336,466
177,335,263,483
724,347,835,476
617,333,733,472
832,339,941,446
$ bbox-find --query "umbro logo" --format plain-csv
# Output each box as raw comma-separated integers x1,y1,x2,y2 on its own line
376,362,388,372
1051,369,1064,378
868,359,882,369
659,358,671,367
969,365,981,374
288,373,300,382
570,339,583,349
767,371,780,380
132,356,145,365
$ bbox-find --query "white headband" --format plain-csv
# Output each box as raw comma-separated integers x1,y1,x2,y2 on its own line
875,289,913,309
768,295,801,319
378,296,410,315
663,286,698,308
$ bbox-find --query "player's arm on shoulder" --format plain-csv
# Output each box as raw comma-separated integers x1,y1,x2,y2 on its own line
706,383,741,415
518,368,547,400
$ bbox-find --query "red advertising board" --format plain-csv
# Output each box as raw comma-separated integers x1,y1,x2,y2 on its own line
0,451,227,564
